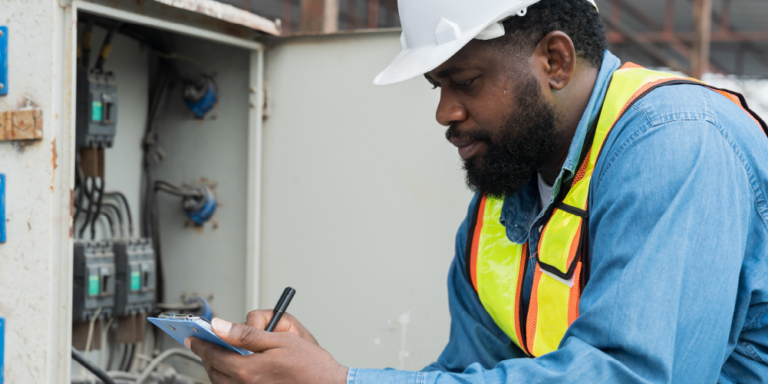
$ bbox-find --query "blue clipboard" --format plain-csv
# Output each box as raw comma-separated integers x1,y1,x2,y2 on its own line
148,314,253,356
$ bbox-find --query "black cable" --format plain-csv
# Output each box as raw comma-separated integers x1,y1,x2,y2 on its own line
73,160,87,233
154,180,202,198
79,177,95,238
94,22,123,71
104,191,133,237
119,344,132,372
90,177,106,240
106,334,117,372
71,347,117,384
81,18,95,69
101,201,124,238
75,207,114,239
124,344,136,372
98,208,114,239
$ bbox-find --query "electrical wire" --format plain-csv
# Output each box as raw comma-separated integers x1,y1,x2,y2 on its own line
135,348,202,384
75,207,114,239
104,191,134,237
119,344,134,372
73,158,87,231
100,317,114,370
81,18,95,69
154,180,203,198
101,201,124,238
94,22,124,71
83,307,102,360
71,347,116,384
79,176,95,238
91,177,106,240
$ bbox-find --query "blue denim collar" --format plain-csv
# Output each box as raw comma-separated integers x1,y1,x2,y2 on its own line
501,50,622,243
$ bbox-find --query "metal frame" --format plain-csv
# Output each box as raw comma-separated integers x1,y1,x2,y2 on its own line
604,0,768,78
59,3,265,378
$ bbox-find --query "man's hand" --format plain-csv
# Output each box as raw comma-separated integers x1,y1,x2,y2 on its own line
243,310,319,346
186,318,348,384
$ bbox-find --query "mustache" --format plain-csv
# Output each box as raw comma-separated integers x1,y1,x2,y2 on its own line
445,125,493,144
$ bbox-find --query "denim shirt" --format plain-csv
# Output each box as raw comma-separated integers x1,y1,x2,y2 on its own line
348,51,768,383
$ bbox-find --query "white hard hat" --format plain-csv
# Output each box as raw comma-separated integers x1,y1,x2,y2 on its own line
373,0,598,86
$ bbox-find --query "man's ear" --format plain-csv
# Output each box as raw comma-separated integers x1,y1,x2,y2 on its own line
533,31,577,91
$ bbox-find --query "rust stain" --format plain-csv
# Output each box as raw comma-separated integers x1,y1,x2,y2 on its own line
51,139,58,170
50,139,58,192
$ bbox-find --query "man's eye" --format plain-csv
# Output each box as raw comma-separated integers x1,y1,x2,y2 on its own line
459,79,474,87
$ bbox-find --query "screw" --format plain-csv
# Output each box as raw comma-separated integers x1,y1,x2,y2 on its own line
0,31,4,38
169,325,176,331
0,83,4,90
192,328,199,333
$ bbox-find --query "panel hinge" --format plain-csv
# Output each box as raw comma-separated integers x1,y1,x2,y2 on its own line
0,109,43,141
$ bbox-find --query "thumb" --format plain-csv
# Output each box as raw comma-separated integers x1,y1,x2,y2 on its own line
212,318,282,352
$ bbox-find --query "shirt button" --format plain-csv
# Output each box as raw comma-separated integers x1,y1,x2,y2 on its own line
538,225,543,233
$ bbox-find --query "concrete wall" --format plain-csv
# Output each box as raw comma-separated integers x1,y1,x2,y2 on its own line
261,31,474,370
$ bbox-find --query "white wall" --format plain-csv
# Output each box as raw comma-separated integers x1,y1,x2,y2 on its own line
262,31,474,370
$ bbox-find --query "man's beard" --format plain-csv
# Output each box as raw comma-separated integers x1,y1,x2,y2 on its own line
446,73,563,198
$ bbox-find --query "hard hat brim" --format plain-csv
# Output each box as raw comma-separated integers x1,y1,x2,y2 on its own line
373,29,480,86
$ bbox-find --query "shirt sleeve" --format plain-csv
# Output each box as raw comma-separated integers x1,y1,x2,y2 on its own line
349,111,753,383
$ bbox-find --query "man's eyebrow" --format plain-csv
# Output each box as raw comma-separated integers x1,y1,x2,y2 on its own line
427,67,462,81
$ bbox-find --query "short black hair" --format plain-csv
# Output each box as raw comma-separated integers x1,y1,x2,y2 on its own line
497,0,607,68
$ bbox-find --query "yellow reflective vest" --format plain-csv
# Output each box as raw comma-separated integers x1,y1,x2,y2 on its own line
467,63,768,357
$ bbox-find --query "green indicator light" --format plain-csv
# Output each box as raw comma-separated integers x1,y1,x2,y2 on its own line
88,275,100,296
130,271,141,291
92,101,103,122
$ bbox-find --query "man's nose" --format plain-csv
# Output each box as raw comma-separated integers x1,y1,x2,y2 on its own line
436,91,467,127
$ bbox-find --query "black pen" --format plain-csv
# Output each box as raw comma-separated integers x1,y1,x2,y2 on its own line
266,287,296,332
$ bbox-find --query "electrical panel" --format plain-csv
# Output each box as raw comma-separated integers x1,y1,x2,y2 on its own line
72,240,116,322
76,68,117,148
113,238,155,316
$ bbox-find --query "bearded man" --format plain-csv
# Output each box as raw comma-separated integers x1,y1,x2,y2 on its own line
187,1,768,383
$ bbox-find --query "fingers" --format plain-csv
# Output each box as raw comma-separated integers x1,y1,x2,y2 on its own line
203,362,235,384
245,310,319,345
245,310,299,335
186,337,244,375
212,318,286,352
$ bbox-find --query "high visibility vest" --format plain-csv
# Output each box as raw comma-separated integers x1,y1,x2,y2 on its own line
467,63,768,357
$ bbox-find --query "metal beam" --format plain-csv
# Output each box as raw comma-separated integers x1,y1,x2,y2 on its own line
602,15,688,73
608,31,768,44
324,0,339,33
611,0,727,75
299,0,324,33
691,0,713,79
367,0,379,29
282,0,293,35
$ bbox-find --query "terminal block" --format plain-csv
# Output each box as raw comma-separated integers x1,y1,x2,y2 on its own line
72,240,116,322
76,68,117,148
113,238,156,316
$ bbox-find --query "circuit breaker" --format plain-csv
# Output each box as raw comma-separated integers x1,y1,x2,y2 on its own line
72,240,116,322
76,68,118,148
113,238,155,316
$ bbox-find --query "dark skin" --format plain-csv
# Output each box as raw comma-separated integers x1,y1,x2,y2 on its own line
187,30,598,383
428,31,597,185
